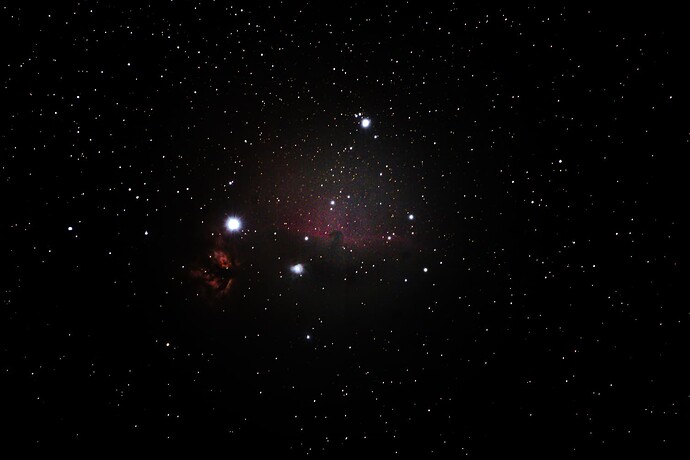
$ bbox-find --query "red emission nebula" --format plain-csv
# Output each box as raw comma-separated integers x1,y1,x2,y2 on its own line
191,135,425,297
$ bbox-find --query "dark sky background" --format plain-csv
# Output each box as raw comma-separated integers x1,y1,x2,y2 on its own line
1,1,686,455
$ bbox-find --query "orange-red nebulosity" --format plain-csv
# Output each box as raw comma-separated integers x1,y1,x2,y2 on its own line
191,235,239,297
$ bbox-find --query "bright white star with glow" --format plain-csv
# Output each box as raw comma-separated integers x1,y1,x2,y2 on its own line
361,118,371,128
290,263,304,275
226,217,241,232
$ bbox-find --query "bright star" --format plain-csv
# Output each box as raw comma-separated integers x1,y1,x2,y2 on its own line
291,263,304,275
361,118,371,128
408,214,414,220
226,217,241,232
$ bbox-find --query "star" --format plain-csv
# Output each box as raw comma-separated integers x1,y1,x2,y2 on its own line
226,217,242,232
361,118,371,128
290,263,304,275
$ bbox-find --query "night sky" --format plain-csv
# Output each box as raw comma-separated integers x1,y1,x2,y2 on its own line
2,2,687,455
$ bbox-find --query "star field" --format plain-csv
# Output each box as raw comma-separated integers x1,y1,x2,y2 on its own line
1,2,687,455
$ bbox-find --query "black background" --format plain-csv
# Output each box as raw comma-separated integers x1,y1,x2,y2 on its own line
1,2,686,455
